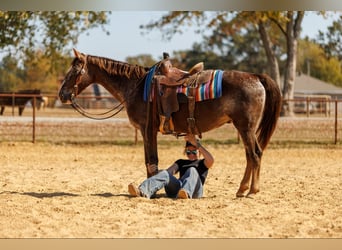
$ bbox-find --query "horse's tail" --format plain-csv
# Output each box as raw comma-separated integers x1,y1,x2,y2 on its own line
256,74,282,150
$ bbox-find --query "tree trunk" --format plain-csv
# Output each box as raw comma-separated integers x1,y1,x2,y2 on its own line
282,11,304,116
258,21,281,88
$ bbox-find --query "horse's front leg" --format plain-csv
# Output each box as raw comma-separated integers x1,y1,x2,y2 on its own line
141,127,159,178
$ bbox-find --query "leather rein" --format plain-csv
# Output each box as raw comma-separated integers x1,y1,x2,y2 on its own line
71,93,125,120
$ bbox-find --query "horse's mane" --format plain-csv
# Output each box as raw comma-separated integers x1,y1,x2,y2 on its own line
86,55,147,79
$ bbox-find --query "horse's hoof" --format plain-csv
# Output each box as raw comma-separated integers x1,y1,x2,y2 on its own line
246,190,259,198
246,193,255,199
236,192,245,198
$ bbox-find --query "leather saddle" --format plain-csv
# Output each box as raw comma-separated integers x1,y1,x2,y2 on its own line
154,52,213,87
153,53,206,136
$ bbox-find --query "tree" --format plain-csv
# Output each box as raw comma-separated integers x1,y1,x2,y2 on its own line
0,55,24,91
0,11,110,74
126,54,157,67
142,11,284,85
269,11,304,116
315,14,342,62
0,50,70,93
20,50,61,93
298,38,342,87
142,11,308,116
206,21,272,73
172,43,234,71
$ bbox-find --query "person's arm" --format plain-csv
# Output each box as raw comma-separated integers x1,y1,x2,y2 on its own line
184,134,214,168
166,162,179,175
196,140,214,168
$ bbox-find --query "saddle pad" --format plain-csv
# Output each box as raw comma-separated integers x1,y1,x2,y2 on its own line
143,65,157,102
176,70,223,102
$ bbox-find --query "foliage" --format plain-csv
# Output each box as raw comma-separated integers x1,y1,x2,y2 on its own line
0,55,24,91
0,11,110,92
315,14,342,62
0,11,110,74
126,54,157,67
298,38,342,87
171,43,233,71
0,50,72,93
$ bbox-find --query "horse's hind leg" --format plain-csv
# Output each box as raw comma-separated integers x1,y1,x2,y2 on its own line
236,129,262,198
248,139,262,197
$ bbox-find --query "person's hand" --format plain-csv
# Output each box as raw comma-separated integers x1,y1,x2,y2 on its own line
184,134,197,147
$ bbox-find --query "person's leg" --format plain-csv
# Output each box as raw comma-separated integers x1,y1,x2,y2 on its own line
178,167,203,198
164,174,181,198
138,170,171,198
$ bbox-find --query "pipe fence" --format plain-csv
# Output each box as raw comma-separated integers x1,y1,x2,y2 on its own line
0,93,341,145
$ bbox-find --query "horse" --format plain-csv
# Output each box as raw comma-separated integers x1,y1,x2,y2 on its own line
0,89,44,116
59,49,282,197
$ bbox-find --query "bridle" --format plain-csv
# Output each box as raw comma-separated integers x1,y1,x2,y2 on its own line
68,56,167,121
69,56,126,120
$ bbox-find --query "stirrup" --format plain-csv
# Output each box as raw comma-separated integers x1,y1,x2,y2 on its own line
159,115,174,134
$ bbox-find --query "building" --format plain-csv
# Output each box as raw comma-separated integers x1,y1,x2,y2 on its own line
282,73,342,115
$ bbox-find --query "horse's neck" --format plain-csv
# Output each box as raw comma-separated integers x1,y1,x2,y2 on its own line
87,56,146,103
94,71,142,103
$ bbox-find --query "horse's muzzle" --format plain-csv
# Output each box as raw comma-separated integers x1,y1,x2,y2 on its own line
58,89,73,104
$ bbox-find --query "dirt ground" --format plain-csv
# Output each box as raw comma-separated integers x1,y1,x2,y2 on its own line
0,141,341,238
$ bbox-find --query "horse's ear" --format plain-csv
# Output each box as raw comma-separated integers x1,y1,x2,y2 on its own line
163,52,170,59
73,48,81,59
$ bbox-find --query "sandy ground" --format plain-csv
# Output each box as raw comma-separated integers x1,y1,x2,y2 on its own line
0,141,341,238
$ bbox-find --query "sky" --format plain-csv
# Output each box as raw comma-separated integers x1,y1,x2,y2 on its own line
75,11,340,62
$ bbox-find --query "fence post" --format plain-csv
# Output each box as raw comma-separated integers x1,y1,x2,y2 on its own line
32,96,36,143
11,92,15,116
335,100,338,144
306,97,310,117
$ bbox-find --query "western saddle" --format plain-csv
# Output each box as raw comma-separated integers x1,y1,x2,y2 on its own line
153,53,212,137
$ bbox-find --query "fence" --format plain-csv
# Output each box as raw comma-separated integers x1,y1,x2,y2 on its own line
0,93,341,145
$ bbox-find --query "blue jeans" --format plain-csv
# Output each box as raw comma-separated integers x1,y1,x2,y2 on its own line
138,167,203,199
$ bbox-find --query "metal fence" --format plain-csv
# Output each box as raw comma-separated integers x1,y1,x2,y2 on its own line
0,93,341,145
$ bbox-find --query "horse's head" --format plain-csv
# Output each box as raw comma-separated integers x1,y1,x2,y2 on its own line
59,49,93,103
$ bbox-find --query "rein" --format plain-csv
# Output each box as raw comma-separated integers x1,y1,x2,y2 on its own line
71,94,125,120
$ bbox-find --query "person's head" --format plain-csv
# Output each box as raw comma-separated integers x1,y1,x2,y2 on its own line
185,141,198,160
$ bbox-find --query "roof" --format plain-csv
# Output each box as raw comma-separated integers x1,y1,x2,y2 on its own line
281,73,342,96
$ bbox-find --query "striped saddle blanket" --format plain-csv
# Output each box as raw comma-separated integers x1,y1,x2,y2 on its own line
176,70,223,102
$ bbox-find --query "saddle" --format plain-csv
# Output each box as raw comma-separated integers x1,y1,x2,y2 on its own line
154,53,210,137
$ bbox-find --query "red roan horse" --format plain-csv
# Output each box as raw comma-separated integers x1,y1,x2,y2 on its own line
59,49,281,197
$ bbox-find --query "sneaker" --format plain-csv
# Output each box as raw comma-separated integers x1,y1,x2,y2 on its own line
177,188,189,199
128,183,142,197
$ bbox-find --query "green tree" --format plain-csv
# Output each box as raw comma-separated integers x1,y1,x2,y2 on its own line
316,15,342,62
0,55,24,91
206,24,273,73
126,54,157,67
172,43,233,71
0,11,110,74
298,38,342,87
20,50,61,93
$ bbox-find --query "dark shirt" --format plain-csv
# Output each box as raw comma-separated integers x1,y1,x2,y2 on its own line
175,159,208,184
